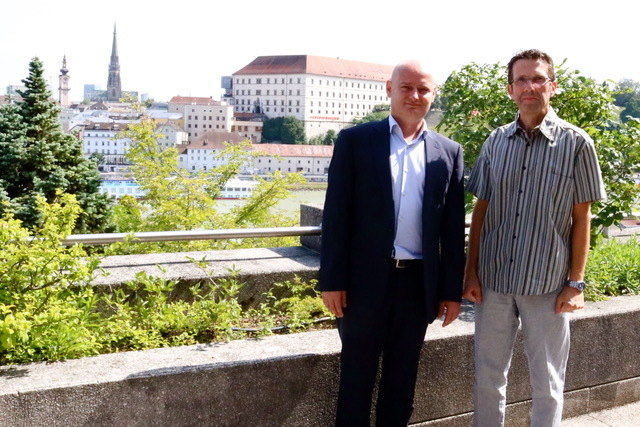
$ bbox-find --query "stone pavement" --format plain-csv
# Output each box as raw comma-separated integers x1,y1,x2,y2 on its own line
563,400,640,426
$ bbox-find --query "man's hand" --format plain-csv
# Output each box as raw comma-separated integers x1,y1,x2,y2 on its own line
462,273,483,304
322,291,347,318
554,286,585,314
437,301,461,327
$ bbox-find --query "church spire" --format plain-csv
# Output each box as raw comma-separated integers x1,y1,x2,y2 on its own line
58,55,70,106
106,23,122,102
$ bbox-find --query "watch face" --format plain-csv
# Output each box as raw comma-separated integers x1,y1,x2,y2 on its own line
567,281,586,291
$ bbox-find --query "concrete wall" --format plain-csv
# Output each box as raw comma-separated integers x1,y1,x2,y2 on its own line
2,204,638,425
1,296,639,426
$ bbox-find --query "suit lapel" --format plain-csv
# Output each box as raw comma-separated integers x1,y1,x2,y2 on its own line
370,119,395,223
423,132,445,213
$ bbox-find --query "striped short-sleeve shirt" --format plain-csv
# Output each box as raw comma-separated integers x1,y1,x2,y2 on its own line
467,108,606,295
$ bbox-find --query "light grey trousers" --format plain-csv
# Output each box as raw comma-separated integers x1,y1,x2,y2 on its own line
473,287,570,427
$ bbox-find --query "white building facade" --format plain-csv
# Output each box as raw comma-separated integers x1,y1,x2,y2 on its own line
168,96,234,143
81,122,132,172
229,55,393,137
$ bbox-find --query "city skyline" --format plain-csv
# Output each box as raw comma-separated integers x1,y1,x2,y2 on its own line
2,0,639,102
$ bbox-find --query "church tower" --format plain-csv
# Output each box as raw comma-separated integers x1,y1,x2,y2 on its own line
106,24,122,102
58,55,70,106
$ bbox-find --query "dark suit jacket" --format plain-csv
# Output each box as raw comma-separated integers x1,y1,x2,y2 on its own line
318,117,465,323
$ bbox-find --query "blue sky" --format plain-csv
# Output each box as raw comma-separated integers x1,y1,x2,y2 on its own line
2,0,638,102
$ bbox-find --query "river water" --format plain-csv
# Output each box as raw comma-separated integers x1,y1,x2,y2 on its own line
216,189,326,220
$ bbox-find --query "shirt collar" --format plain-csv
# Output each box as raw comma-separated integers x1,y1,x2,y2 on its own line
388,115,429,141
507,107,559,141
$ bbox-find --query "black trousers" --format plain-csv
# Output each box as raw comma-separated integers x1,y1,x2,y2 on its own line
335,263,428,427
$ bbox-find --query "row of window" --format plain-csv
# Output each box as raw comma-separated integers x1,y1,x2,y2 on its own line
234,106,369,116
187,124,225,129
233,89,385,100
187,115,225,121
237,77,302,85
235,77,384,90
84,140,130,147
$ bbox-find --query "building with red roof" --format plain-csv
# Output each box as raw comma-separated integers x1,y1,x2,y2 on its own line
228,55,393,138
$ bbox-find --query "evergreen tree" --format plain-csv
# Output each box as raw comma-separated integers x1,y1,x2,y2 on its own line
0,57,112,232
0,101,28,209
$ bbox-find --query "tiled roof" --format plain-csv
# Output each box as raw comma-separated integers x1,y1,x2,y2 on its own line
252,143,333,158
82,122,130,131
155,122,184,132
188,131,250,150
168,96,221,106
233,55,393,82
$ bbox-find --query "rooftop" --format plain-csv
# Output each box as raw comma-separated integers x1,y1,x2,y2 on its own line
252,143,333,158
168,96,222,106
233,55,394,82
187,131,249,150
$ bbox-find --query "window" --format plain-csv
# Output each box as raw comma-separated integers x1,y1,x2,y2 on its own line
297,78,301,83
256,90,261,95
256,78,261,84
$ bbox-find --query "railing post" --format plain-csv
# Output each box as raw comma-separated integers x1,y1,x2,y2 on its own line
300,204,323,252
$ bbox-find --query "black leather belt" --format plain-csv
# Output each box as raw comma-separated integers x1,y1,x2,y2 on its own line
390,258,423,269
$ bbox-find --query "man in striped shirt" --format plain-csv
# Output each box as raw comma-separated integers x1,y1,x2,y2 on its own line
463,49,606,426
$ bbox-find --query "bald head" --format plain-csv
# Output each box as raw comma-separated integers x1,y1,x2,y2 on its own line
386,60,437,133
390,61,433,84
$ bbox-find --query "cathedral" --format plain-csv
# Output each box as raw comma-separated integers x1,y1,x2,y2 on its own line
79,25,137,103
106,25,122,102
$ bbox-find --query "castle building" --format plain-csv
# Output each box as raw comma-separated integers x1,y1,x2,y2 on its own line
228,55,393,137
58,56,70,106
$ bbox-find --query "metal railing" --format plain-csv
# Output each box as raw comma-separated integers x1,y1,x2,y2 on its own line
61,226,322,246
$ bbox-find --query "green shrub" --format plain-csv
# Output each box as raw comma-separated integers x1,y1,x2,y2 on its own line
1,202,330,364
0,194,103,364
585,238,640,300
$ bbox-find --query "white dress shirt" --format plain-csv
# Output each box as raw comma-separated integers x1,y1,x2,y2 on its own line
388,116,427,260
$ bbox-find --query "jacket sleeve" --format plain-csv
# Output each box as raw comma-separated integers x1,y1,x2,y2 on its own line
318,129,354,292
438,143,466,302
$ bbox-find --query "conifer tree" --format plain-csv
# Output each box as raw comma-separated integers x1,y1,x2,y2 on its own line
0,57,112,232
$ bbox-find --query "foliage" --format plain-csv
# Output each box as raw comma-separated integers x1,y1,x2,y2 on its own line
437,61,640,231
0,194,102,363
585,238,640,301
261,116,306,144
107,120,305,255
98,271,244,351
307,129,337,145
613,79,640,122
0,200,330,364
0,57,112,233
352,104,391,125
251,276,330,332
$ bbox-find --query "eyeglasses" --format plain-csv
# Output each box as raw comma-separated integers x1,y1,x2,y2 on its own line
510,76,553,88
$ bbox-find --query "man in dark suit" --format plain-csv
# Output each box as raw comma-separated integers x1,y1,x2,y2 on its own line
319,61,466,426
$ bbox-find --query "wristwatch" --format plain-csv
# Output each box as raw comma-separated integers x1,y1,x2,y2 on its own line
565,280,586,291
